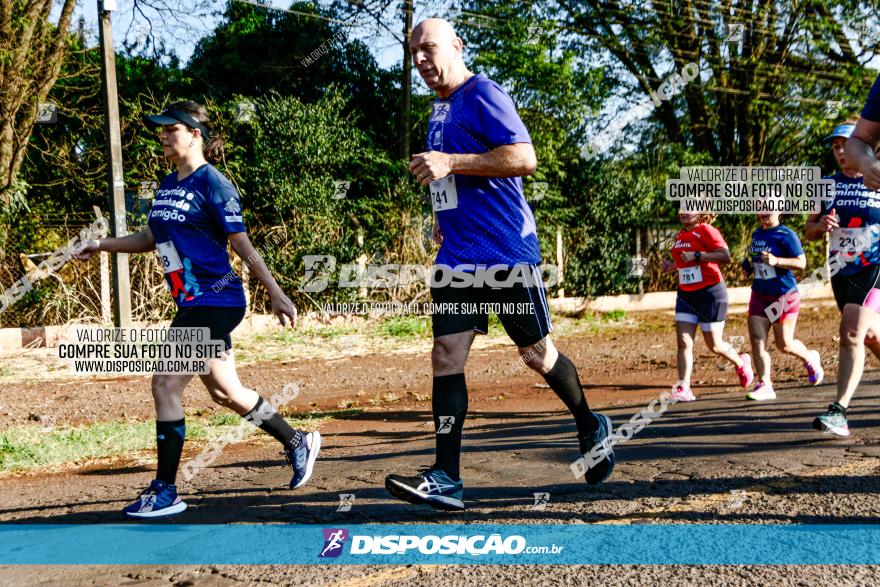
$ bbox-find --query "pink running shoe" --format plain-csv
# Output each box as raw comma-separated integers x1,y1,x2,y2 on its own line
746,380,776,401
670,382,696,402
736,353,754,388
804,350,824,386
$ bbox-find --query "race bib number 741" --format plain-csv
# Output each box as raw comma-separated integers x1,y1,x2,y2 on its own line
430,176,458,211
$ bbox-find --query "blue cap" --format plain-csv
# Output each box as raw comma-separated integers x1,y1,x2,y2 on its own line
822,124,855,145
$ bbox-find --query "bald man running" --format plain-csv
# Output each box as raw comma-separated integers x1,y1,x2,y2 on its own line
384,19,614,512
845,74,880,190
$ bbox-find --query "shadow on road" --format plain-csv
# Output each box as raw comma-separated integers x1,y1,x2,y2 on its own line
4,388,880,525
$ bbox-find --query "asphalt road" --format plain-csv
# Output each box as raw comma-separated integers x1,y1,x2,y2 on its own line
2,372,879,585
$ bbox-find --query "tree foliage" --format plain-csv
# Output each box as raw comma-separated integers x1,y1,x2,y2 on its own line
466,0,880,165
0,0,77,253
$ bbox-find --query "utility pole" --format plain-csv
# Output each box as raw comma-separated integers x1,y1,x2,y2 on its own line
400,0,412,160
98,0,132,327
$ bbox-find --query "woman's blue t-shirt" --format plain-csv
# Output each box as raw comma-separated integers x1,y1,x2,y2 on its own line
147,163,246,307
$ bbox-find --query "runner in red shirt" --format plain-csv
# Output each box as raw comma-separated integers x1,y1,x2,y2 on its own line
663,211,754,400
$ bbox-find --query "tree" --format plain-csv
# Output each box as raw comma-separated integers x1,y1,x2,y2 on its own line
464,0,879,165
186,1,400,150
0,0,77,207
240,89,422,307
20,36,188,255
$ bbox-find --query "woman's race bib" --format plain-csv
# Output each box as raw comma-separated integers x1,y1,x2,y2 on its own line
831,227,872,254
430,176,458,211
678,265,703,285
156,241,183,273
753,262,777,280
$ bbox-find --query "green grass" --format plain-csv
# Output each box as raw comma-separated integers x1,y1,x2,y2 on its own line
487,312,503,331
603,309,627,322
0,420,159,472
233,310,639,366
377,315,431,338
0,409,352,473
249,329,306,346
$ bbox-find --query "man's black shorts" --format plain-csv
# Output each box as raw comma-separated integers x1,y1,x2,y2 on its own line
831,265,880,310
169,305,246,351
430,264,553,347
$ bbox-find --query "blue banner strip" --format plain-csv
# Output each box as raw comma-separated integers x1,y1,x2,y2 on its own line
0,524,877,565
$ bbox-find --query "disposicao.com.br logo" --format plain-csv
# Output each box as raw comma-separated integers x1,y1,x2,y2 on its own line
320,528,349,558
319,529,563,557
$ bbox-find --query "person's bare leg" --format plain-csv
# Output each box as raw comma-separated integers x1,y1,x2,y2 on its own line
199,349,306,483
835,304,877,408
152,373,194,421
748,316,772,383
676,321,698,386
865,324,880,360
518,335,558,375
198,350,259,415
772,317,812,363
432,331,475,376
702,325,744,367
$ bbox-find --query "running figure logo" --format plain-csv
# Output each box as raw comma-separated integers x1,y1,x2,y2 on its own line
627,257,648,278
319,528,349,558
299,255,336,293
525,25,543,45
431,103,450,123
824,100,843,120
36,102,58,123
729,489,746,510
533,492,550,510
337,494,355,512
726,23,744,43
333,180,351,200
528,181,548,202
436,416,455,434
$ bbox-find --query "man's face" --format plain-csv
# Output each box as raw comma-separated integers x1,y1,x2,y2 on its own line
409,24,462,94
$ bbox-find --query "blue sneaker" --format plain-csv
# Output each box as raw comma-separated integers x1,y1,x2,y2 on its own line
385,467,465,511
285,431,321,489
122,479,187,519
578,412,616,484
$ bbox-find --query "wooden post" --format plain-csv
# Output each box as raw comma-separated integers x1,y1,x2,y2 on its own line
357,227,367,299
556,226,564,298
636,228,644,295
100,251,111,324
91,206,111,324
98,0,131,327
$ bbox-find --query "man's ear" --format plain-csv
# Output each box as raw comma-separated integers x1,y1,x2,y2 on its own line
453,36,465,56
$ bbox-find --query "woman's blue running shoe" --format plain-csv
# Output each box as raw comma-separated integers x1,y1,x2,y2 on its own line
286,430,322,489
123,479,187,519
